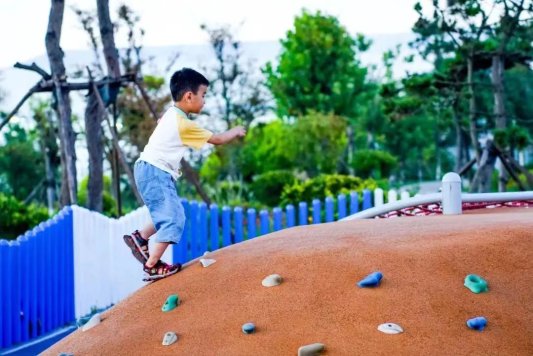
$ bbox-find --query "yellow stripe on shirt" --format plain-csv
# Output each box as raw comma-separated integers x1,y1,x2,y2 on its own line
178,116,213,150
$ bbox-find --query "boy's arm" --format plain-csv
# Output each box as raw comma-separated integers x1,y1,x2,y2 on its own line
208,126,246,145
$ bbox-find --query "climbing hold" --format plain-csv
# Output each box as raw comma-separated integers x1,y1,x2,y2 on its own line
58,353,74,356
242,322,256,334
199,258,216,267
377,323,404,334
162,294,180,312
298,342,325,356
82,313,101,332
162,331,178,346
262,274,283,287
357,271,383,287
467,317,487,331
464,274,488,293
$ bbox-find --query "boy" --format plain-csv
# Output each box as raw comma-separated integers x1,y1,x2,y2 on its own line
123,68,246,281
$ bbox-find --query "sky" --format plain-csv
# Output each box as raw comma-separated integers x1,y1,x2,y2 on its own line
0,0,433,68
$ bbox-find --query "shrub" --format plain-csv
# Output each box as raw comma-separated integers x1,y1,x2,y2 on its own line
77,176,118,217
280,174,377,206
0,193,49,240
351,149,397,179
206,179,253,208
249,170,298,207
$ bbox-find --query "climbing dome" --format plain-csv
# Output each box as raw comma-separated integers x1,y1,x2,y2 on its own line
45,208,533,355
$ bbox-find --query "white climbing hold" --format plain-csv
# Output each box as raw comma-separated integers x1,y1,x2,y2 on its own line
162,331,178,346
82,313,101,332
298,342,325,356
203,251,210,256
378,323,404,334
262,274,283,287
199,258,216,267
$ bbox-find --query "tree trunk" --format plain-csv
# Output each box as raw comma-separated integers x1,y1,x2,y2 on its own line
35,115,57,215
59,149,70,206
467,55,481,163
97,0,121,78
89,78,144,205
45,0,77,205
452,97,466,172
84,92,104,211
81,0,123,212
469,140,497,193
491,54,508,192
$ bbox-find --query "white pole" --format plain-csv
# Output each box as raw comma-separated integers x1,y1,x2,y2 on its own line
442,172,462,215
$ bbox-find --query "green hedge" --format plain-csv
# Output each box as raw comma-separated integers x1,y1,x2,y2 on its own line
281,174,377,206
250,170,298,207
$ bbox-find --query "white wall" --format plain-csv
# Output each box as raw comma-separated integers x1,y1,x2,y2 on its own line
71,206,172,318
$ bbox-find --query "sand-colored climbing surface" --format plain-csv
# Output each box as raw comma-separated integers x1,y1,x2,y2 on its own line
45,209,533,355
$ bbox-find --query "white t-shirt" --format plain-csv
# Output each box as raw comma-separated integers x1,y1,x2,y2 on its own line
138,106,213,180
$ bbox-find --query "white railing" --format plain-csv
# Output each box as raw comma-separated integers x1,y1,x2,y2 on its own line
343,172,533,220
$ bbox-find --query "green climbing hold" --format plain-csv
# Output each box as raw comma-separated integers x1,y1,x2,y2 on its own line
162,294,180,312
464,274,488,293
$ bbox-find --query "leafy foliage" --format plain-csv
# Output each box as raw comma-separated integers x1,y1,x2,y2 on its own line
0,193,49,240
351,150,398,179
249,170,298,207
239,120,294,179
281,174,377,206
264,10,368,118
77,176,118,217
0,124,45,200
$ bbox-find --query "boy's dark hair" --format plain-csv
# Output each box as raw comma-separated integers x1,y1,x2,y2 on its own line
170,68,209,101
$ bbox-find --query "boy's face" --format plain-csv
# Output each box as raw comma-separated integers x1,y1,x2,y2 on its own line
183,85,207,114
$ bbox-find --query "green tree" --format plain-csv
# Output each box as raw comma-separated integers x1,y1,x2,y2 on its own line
0,124,45,201
238,120,294,179
287,112,348,177
264,10,369,118
0,193,49,240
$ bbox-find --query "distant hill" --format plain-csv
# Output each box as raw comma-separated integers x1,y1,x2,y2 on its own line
0,34,431,116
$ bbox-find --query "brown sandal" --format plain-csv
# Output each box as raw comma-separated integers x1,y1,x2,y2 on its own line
143,260,182,281
123,230,149,264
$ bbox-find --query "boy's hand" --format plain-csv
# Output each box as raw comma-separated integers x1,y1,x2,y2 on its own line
208,125,247,145
231,126,246,138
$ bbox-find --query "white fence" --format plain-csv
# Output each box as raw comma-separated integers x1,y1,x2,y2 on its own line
71,206,172,318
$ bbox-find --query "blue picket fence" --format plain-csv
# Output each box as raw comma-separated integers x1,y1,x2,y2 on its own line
172,190,373,264
1,189,375,349
0,207,75,350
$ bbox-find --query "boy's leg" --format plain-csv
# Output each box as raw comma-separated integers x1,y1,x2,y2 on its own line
133,161,184,280
139,223,157,240
124,161,157,263
145,242,170,268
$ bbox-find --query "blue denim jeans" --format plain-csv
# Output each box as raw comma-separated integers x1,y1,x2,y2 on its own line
134,160,185,244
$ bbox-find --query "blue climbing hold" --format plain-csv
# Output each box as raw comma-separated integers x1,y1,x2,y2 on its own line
242,322,255,334
357,271,383,287
467,317,487,331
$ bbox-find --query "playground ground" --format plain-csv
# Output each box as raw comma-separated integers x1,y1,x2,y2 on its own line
45,207,533,355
